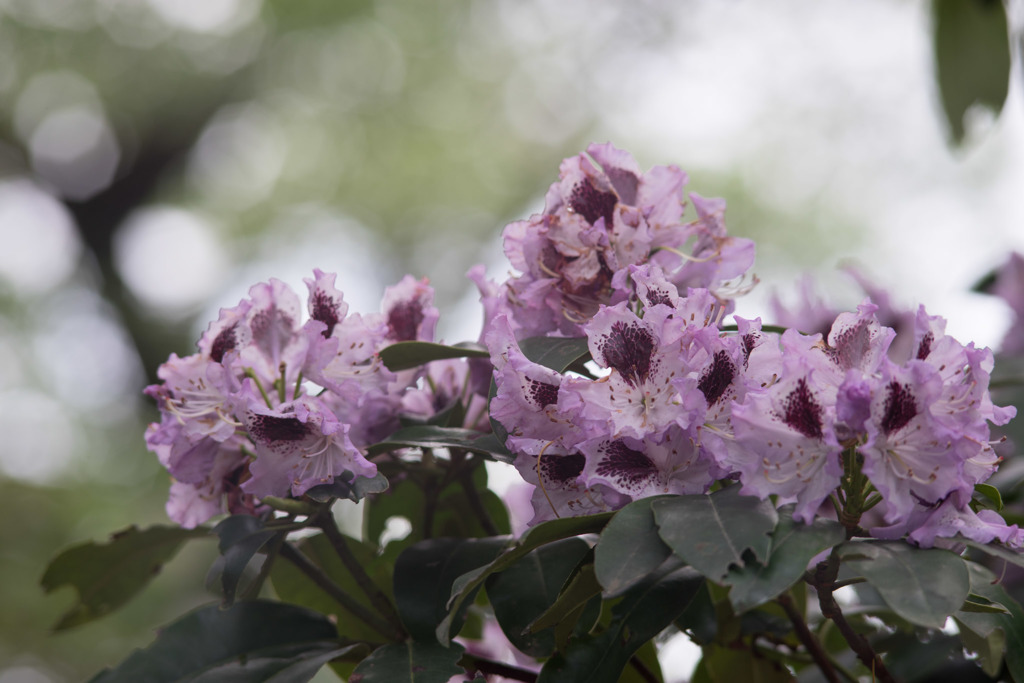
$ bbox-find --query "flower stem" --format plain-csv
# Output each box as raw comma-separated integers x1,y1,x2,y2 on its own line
279,542,404,641
457,460,501,536
314,509,406,636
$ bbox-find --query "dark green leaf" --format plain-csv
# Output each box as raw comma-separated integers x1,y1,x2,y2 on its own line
270,533,394,644
529,562,602,635
956,561,1024,680
378,340,489,372
933,0,1011,144
88,600,348,683
349,641,465,683
305,471,390,503
518,335,591,373
838,541,969,628
725,511,844,613
954,615,1005,678
959,594,1009,615
537,561,702,683
213,516,278,607
367,425,512,463
594,496,673,598
674,580,717,646
972,267,999,294
487,537,591,657
973,483,1003,511
962,538,1024,570
394,537,507,642
436,511,614,645
41,525,209,631
652,488,777,583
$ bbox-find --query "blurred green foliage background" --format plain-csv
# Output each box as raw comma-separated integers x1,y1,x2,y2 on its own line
1,1,1022,680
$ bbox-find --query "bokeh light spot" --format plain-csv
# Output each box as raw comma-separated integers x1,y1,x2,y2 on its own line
114,206,230,316
0,179,82,294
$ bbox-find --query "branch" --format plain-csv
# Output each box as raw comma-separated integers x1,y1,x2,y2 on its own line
777,592,840,683
812,554,896,683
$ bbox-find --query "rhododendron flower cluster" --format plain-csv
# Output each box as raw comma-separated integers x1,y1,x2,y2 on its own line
144,143,1019,553
145,271,443,527
482,144,1019,549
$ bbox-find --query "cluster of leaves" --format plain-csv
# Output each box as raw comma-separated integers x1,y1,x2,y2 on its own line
43,338,1024,682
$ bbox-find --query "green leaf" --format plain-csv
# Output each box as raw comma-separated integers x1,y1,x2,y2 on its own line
436,512,614,645
973,483,1003,511
349,641,465,683
594,496,673,598
518,335,592,373
378,340,489,372
41,525,209,631
961,538,1024,570
956,561,1024,680
367,425,513,463
652,488,778,583
213,515,279,607
88,600,349,683
529,561,602,635
305,471,390,503
838,541,969,629
725,511,844,613
537,561,702,683
393,537,507,642
955,615,1006,678
959,593,1009,615
487,537,591,657
933,0,1011,144
270,533,394,644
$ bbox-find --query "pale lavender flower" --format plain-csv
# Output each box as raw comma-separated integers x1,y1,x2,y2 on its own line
563,302,701,441
241,390,376,498
579,424,715,499
512,444,623,525
381,275,439,343
728,354,844,524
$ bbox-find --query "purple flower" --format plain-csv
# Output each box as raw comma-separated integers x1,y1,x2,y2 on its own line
858,360,964,523
563,302,700,441
579,425,715,499
907,498,1024,548
381,275,439,343
728,355,843,524
145,353,240,444
651,193,756,299
486,315,582,445
241,391,376,498
511,444,623,525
